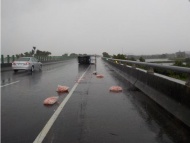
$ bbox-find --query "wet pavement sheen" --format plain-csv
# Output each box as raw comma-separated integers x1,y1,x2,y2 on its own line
1,58,190,143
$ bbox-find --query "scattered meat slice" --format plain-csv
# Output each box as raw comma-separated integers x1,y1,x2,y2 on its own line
43,96,58,105
56,85,69,92
96,74,104,78
109,86,122,92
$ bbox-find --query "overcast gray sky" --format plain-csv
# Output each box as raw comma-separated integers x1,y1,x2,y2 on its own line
1,0,190,56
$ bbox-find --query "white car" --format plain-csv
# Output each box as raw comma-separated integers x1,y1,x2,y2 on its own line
12,57,42,73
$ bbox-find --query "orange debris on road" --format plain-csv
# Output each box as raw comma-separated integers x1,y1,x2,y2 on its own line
43,96,58,105
56,85,69,92
109,86,123,92
96,74,104,78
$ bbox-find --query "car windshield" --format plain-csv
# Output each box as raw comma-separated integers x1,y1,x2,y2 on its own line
16,57,30,61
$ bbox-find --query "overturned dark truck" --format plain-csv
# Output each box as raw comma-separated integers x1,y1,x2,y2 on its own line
78,55,91,64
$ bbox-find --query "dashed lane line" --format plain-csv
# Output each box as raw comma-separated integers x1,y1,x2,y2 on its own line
1,80,20,88
33,66,90,143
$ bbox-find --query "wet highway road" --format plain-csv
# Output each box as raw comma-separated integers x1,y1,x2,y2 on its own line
1,58,190,143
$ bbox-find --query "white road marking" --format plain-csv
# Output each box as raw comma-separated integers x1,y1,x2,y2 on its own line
1,80,20,87
33,66,90,143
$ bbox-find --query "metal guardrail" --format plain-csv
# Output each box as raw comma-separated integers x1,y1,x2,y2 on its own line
108,58,190,73
1,55,76,64
104,57,190,87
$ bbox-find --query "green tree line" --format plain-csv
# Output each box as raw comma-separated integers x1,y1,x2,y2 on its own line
16,47,52,58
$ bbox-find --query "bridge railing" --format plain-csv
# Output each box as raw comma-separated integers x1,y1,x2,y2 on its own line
1,55,76,64
104,57,190,87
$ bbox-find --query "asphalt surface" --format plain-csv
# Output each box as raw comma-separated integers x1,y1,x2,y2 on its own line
1,58,190,143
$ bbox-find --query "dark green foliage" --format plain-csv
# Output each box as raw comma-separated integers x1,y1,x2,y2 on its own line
185,58,190,67
24,47,37,56
113,54,126,60
134,59,189,81
24,52,33,57
15,47,51,58
70,53,78,57
174,60,184,67
102,52,111,58
127,57,136,61
16,53,24,58
153,59,189,80
139,56,145,62
185,58,190,63
154,68,188,80
35,50,51,56
62,53,68,57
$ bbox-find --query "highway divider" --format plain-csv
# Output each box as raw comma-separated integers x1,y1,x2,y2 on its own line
103,57,190,128
1,57,77,72
1,55,76,64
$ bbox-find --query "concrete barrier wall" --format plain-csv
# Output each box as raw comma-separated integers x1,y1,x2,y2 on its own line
1,58,77,72
104,59,190,128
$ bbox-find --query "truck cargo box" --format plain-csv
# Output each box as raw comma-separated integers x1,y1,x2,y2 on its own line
78,55,91,64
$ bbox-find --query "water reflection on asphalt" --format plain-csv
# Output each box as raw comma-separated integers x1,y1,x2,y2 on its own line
108,63,190,143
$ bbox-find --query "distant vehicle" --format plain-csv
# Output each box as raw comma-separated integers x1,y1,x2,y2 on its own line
12,57,42,73
78,55,91,64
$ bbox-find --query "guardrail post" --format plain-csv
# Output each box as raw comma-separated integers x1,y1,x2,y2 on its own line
132,64,136,69
1,55,4,64
147,67,154,74
123,62,127,67
7,55,10,63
